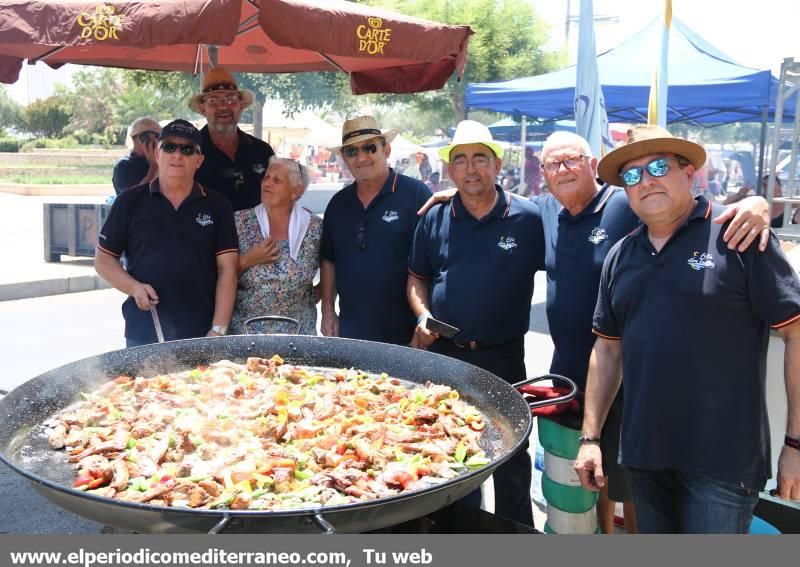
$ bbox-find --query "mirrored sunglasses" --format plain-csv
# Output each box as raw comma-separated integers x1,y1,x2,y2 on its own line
343,142,384,159
621,157,672,187
160,142,200,156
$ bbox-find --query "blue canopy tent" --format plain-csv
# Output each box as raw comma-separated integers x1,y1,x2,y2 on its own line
487,117,575,142
465,17,794,127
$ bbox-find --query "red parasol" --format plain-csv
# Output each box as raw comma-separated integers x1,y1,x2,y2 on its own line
0,0,473,94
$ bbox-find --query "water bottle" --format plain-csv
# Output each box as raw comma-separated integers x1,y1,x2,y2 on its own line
529,442,546,508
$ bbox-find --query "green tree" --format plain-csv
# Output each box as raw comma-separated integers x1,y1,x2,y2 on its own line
0,86,24,134
25,96,71,138
361,0,564,126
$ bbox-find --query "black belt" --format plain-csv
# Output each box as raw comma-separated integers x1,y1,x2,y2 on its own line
451,337,521,351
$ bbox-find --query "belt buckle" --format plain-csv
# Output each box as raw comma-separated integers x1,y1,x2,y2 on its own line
454,340,478,351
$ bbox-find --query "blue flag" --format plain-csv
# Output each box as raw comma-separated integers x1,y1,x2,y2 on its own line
575,0,612,157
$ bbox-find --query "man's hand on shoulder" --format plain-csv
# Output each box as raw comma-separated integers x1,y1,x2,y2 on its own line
417,188,457,216
715,195,770,252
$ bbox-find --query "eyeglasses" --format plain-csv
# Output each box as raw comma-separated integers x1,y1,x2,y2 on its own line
620,157,673,187
160,142,200,156
295,160,307,188
133,131,157,144
542,155,589,175
343,142,385,159
450,155,493,172
356,218,367,251
202,94,240,107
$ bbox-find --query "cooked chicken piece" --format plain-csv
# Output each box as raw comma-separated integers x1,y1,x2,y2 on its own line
47,424,67,449
109,458,130,490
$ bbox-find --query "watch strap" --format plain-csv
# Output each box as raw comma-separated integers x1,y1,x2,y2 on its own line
786,435,800,451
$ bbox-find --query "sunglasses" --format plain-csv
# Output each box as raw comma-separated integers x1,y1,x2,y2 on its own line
542,155,589,175
343,141,385,159
356,218,367,251
160,142,200,156
620,157,673,187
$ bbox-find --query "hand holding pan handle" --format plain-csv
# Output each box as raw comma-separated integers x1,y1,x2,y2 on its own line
243,316,301,335
513,374,578,411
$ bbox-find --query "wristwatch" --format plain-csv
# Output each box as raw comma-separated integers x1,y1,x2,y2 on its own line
786,435,800,452
578,436,601,445
210,325,228,336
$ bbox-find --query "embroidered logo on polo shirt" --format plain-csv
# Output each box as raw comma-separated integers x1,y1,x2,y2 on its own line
588,227,608,245
687,251,715,271
382,210,400,223
497,236,517,251
195,213,214,227
253,163,266,175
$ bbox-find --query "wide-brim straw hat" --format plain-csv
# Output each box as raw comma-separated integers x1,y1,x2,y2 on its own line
438,120,505,163
188,67,254,113
597,124,706,187
328,116,398,152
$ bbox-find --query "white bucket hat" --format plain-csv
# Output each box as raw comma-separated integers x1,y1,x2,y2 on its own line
439,120,505,163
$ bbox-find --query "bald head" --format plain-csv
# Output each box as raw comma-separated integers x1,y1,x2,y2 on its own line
542,132,593,162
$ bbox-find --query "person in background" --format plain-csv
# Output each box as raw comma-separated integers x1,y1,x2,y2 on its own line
320,116,431,345
763,176,790,227
524,147,543,197
188,67,275,211
112,118,161,195
96,120,238,346
577,125,800,533
427,171,441,192
229,158,321,336
419,152,432,182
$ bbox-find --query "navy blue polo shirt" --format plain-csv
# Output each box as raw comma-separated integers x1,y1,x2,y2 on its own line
593,196,800,488
536,186,641,388
320,170,432,344
195,126,275,212
112,151,148,195
410,187,545,344
98,180,238,344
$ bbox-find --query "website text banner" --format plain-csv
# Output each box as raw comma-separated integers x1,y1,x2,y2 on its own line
1,535,796,567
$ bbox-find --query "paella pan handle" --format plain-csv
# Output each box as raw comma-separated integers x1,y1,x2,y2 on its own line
313,513,336,534
513,374,578,410
207,514,231,534
244,316,301,335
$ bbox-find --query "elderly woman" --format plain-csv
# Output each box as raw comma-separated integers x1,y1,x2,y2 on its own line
229,158,322,335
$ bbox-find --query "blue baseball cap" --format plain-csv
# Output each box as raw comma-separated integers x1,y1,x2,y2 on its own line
158,119,202,147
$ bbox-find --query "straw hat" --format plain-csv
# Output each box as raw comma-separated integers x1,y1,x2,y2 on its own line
188,67,254,113
328,116,398,152
597,124,706,187
439,120,505,163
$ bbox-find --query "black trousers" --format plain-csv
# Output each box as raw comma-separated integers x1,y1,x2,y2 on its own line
430,336,533,527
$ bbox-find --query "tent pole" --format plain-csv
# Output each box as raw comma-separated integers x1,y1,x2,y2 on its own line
519,117,527,191
757,105,768,192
